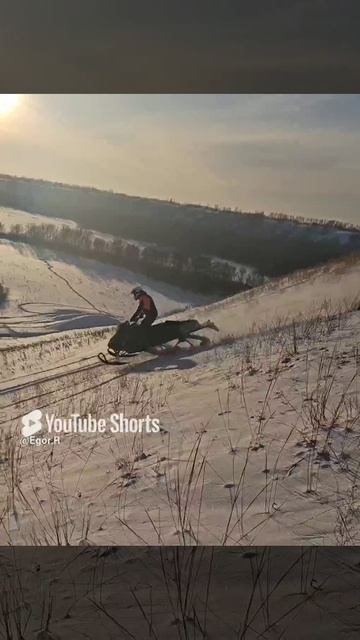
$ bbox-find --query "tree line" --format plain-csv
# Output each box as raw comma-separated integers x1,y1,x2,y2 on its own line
0,174,359,281
0,221,257,295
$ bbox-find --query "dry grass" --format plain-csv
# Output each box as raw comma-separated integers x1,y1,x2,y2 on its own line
1,297,360,546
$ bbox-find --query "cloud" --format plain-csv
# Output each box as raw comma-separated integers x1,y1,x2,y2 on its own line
0,94,360,224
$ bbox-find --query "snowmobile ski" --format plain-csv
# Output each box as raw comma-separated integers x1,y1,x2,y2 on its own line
97,352,128,365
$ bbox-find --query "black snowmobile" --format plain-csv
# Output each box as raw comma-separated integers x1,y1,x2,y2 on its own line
98,318,219,364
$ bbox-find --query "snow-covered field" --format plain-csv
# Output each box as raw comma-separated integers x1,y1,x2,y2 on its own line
0,238,207,341
0,206,79,231
0,205,265,287
0,546,359,639
0,205,155,250
1,239,360,546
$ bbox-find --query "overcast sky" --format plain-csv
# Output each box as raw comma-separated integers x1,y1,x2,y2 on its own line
1,94,360,224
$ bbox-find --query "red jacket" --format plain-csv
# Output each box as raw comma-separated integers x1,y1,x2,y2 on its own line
131,293,157,322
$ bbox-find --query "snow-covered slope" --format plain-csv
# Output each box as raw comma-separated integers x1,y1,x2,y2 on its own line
0,238,207,340
1,250,360,546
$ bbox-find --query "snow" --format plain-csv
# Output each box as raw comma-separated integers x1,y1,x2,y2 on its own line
1,241,360,546
0,238,207,343
0,206,79,231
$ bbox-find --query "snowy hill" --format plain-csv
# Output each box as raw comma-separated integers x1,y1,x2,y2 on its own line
0,238,207,339
1,247,360,546
1,175,360,284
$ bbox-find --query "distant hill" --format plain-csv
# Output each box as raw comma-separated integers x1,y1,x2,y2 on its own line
0,173,359,280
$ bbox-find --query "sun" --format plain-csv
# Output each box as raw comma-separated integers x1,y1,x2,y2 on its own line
0,94,21,117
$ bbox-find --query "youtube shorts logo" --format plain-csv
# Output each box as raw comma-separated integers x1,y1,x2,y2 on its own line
21,409,43,437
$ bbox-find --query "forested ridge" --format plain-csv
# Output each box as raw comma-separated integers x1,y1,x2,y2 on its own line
1,174,359,294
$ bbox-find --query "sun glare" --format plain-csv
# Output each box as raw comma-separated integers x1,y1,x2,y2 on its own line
0,94,21,117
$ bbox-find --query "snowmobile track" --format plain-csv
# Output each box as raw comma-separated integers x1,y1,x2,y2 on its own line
0,353,98,387
0,360,102,397
0,370,127,426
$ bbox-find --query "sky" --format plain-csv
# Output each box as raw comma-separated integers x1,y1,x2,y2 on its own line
0,94,360,225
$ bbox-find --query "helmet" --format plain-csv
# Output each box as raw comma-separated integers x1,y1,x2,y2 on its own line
131,286,145,300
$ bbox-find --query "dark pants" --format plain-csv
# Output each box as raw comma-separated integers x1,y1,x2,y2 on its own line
139,309,158,327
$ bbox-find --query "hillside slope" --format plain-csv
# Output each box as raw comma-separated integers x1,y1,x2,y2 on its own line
0,238,206,341
1,174,360,279
1,256,360,546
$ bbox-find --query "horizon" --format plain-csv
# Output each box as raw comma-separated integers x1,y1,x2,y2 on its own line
1,170,360,231
0,95,360,225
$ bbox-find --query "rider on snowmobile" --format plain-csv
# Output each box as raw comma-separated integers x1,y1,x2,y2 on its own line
130,287,158,327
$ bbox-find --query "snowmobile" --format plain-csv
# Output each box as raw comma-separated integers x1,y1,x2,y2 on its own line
98,318,219,364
